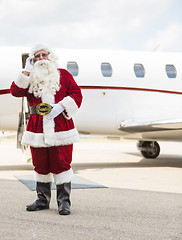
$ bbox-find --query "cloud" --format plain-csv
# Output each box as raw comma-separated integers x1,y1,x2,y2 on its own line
145,23,182,52
0,0,176,50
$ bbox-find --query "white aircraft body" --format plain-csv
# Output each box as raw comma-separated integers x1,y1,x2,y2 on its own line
1,46,182,158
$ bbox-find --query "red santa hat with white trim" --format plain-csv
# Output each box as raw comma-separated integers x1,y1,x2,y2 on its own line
29,44,53,57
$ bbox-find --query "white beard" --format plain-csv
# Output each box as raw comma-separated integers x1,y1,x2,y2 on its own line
28,54,60,98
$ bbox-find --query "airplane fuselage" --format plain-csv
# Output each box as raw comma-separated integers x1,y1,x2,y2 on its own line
1,47,182,143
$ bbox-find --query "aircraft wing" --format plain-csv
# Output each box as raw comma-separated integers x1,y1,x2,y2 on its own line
119,119,182,133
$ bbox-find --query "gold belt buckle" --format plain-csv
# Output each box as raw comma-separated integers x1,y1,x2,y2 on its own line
36,103,52,116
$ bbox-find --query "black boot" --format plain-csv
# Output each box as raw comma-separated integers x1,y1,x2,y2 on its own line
57,182,71,215
26,182,51,211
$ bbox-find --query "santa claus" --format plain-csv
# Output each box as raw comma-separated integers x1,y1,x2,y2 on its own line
10,44,82,215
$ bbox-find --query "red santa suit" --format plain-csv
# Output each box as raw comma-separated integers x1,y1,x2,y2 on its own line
10,68,82,184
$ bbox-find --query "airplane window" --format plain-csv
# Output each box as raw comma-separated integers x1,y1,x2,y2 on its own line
165,64,176,78
101,63,112,77
67,61,79,76
134,64,145,78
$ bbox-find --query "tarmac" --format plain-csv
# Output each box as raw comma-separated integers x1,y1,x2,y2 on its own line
0,134,182,240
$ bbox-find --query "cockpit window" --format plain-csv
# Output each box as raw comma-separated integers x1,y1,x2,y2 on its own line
134,64,145,78
101,63,112,77
67,61,79,76
165,64,177,78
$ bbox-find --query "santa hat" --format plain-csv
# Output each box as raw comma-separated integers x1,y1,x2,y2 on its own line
29,44,53,57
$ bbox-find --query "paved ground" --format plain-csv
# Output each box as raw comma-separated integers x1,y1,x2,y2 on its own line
0,134,182,240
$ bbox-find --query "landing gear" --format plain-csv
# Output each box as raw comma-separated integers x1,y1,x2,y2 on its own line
137,141,160,159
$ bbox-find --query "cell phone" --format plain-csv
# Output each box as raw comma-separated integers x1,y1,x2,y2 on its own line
30,58,35,64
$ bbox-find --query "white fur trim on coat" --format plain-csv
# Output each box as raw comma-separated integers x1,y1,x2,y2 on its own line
60,96,78,120
21,131,50,147
21,128,80,147
42,93,55,146
34,172,53,183
15,72,30,89
53,168,74,185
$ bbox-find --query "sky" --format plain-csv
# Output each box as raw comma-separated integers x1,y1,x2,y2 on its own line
1,0,182,52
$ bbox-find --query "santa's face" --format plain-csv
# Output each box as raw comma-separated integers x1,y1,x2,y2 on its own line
34,50,49,63
28,50,60,98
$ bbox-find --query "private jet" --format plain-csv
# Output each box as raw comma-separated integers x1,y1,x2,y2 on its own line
1,46,182,159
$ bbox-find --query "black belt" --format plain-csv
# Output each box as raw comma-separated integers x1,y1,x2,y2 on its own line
29,103,52,116
29,106,37,115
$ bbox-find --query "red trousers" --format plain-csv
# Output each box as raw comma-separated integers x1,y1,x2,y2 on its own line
30,145,73,175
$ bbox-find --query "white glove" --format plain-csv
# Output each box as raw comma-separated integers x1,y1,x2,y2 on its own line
24,57,34,72
46,103,65,120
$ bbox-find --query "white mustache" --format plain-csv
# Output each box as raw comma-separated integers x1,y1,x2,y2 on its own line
34,59,49,67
